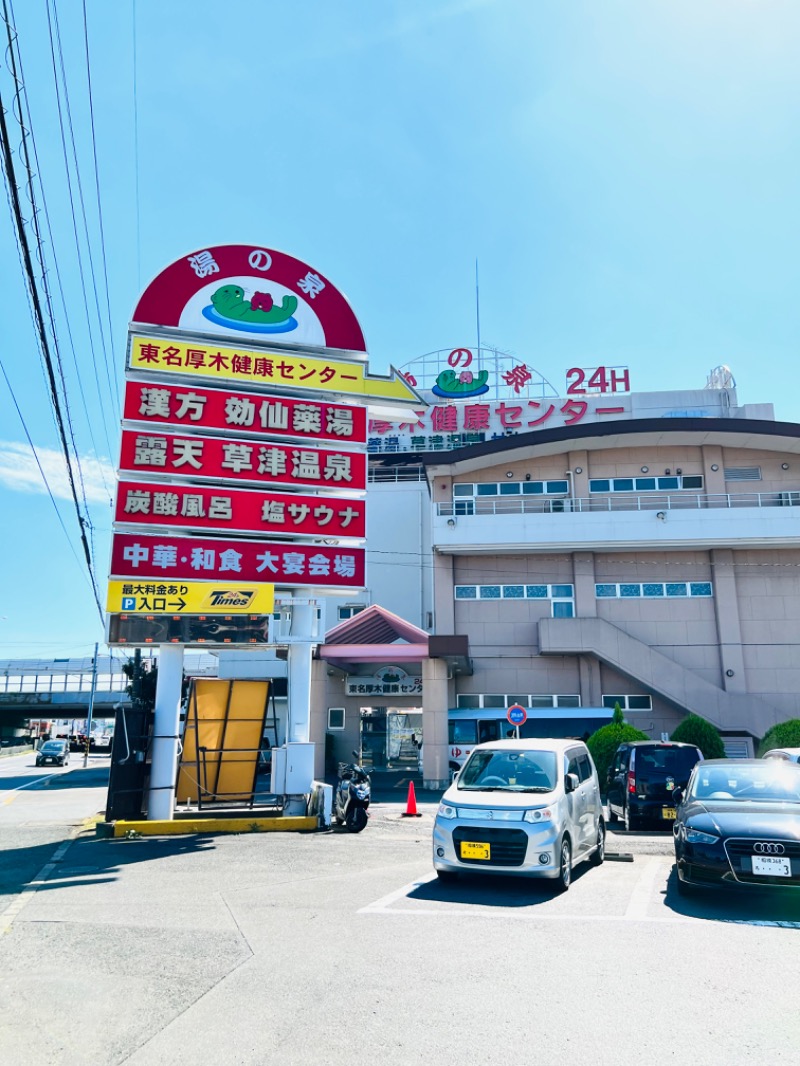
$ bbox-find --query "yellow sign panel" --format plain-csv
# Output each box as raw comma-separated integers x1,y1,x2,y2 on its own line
128,335,420,404
107,579,274,615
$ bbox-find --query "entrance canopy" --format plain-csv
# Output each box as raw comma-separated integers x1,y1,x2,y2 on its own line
319,604,471,674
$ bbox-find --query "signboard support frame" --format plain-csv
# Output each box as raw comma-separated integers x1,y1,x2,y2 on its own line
148,644,184,820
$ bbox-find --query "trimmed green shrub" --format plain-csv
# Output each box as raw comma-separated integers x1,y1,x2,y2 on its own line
757,719,800,757
587,705,648,788
670,715,726,760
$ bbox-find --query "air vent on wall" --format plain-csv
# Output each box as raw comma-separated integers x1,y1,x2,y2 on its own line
723,466,761,482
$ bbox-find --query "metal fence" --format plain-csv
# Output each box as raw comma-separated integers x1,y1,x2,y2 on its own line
437,491,800,517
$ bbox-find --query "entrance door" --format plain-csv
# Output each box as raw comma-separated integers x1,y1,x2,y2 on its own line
359,707,422,770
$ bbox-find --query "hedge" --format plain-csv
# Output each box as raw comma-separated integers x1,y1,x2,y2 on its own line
670,715,726,760
757,719,800,757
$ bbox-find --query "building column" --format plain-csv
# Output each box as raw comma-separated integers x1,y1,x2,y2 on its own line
422,656,449,790
433,552,455,634
579,656,603,707
572,552,597,618
148,644,184,821
711,549,747,692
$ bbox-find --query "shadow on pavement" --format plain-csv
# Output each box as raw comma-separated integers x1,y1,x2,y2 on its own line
1,834,217,902
407,863,593,909
0,764,110,793
661,865,800,925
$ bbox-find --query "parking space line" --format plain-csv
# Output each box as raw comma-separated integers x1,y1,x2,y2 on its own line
0,838,75,936
624,856,667,921
358,874,436,913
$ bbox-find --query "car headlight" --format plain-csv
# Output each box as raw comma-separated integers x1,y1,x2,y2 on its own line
685,828,719,845
437,803,457,819
523,808,552,823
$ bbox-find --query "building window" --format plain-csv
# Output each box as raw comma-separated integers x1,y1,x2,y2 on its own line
337,605,366,621
327,707,346,730
588,475,704,493
602,694,653,711
455,694,582,709
455,584,575,612
595,582,713,599
455,479,569,503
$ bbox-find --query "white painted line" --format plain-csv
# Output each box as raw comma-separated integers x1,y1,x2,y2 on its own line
358,874,437,913
624,856,666,921
0,839,74,936
0,770,71,804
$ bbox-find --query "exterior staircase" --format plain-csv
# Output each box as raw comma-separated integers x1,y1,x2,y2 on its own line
538,617,780,734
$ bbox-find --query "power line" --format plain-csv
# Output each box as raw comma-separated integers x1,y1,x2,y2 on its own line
0,0,103,618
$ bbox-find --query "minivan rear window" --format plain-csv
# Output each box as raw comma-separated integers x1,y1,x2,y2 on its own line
636,746,701,777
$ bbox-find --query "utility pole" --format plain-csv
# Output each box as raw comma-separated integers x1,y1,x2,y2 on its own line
84,643,99,768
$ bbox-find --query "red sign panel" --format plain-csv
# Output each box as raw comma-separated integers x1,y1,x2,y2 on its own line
118,429,367,491
115,480,366,539
131,244,367,352
111,533,365,589
123,379,367,444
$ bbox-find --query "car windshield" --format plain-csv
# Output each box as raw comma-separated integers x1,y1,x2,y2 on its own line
690,762,800,803
40,743,64,753
457,749,558,792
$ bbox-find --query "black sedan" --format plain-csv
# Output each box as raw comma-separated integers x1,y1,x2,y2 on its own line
673,759,800,894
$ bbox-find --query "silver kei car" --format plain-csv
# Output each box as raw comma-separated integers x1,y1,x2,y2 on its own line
433,739,605,892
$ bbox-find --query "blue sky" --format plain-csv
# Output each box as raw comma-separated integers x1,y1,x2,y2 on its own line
1,0,800,658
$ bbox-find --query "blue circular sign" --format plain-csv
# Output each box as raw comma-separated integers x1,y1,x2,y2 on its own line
507,704,527,726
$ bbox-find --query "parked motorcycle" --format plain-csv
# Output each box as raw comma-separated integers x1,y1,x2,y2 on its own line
333,751,371,832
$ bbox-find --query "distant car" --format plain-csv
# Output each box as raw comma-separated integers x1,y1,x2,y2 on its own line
673,758,800,894
35,740,70,767
433,739,605,892
606,741,703,831
763,748,800,763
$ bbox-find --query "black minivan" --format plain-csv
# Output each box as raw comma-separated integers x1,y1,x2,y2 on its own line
606,741,703,830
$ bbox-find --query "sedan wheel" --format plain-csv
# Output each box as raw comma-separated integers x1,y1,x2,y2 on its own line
555,837,572,893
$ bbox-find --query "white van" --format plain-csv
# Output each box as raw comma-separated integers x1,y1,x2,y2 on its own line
433,738,604,892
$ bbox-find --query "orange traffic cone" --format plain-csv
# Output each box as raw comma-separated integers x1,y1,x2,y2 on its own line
402,780,422,817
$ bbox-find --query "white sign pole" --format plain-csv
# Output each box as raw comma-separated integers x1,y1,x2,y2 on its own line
148,644,184,821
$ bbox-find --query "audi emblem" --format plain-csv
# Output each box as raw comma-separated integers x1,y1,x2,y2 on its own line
753,842,785,854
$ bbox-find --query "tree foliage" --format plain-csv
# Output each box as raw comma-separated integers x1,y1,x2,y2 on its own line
757,719,800,757
587,705,649,788
670,715,726,759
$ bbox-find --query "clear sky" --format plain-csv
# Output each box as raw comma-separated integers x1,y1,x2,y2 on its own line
1,0,799,659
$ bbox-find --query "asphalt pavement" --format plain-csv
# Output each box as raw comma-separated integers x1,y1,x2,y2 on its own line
1,766,799,1066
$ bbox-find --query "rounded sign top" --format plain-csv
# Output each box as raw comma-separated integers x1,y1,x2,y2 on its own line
132,245,367,352
507,704,527,726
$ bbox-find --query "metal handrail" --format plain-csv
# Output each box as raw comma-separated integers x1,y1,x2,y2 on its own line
437,491,800,517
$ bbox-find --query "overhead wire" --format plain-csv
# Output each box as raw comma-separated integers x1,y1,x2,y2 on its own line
80,0,119,406
5,0,115,503
46,0,118,451
0,356,98,598
0,0,103,619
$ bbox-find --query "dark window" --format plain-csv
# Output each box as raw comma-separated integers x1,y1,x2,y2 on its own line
478,720,502,744
614,478,634,491
578,754,594,782
681,475,704,489
449,721,477,745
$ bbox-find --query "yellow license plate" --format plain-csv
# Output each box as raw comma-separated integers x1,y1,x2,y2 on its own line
460,841,491,860
661,807,677,820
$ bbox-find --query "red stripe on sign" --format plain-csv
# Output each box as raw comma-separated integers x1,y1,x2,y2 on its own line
118,429,367,491
115,480,366,539
122,379,367,443
111,533,366,588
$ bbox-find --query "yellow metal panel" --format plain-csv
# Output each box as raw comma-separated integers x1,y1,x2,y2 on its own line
107,580,274,615
113,817,317,836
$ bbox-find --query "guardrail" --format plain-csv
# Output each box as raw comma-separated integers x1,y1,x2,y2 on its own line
437,491,800,517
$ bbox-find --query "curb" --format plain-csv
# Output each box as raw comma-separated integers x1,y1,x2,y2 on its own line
103,815,318,837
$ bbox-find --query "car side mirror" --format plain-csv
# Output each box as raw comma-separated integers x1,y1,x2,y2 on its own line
564,772,580,794
672,788,684,806
451,770,459,782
